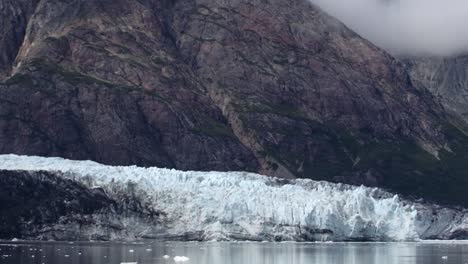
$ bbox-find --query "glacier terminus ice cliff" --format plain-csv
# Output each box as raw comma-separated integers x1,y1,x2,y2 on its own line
0,155,467,242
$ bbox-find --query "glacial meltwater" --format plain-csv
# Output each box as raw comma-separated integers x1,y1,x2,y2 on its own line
0,241,467,264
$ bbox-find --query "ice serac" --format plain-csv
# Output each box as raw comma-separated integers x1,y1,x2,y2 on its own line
1,155,467,242
1,0,468,206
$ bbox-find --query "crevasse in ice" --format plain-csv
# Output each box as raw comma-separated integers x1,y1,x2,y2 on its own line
0,155,419,241
0,154,465,241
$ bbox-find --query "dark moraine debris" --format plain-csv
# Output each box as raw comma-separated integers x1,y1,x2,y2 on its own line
0,170,161,241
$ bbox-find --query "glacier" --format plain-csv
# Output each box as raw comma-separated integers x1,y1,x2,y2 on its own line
0,154,467,242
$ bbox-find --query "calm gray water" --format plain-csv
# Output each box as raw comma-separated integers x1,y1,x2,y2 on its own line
0,241,467,264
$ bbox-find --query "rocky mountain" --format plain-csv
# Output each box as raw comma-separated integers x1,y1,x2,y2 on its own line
0,0,467,206
0,0,40,80
404,56,468,127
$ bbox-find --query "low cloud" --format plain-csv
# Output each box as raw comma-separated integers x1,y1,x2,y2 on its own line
310,0,468,57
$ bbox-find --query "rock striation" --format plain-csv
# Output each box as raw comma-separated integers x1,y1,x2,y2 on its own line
0,0,467,205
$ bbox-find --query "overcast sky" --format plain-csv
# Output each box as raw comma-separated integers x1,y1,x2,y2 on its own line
309,0,468,57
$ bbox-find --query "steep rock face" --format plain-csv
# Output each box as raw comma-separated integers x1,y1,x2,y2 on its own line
0,64,258,171
166,0,448,177
0,0,39,79
404,56,468,126
0,0,258,171
0,0,467,205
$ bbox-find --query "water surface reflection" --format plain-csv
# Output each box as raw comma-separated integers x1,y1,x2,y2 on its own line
0,241,467,264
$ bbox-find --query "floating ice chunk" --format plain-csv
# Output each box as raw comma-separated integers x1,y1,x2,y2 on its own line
163,255,170,259
174,256,190,262
128,249,135,253
145,249,152,252
121,262,137,264
442,256,448,260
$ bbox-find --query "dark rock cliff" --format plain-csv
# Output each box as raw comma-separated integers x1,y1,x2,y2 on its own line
0,170,161,240
0,0,467,205
0,0,40,79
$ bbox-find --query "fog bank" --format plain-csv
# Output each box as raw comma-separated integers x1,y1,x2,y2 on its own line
310,0,468,57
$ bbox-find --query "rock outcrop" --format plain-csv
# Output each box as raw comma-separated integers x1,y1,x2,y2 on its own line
0,0,467,205
404,56,468,127
0,170,162,240
0,0,39,79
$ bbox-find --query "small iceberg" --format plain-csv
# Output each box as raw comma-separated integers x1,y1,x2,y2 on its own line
174,256,190,262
